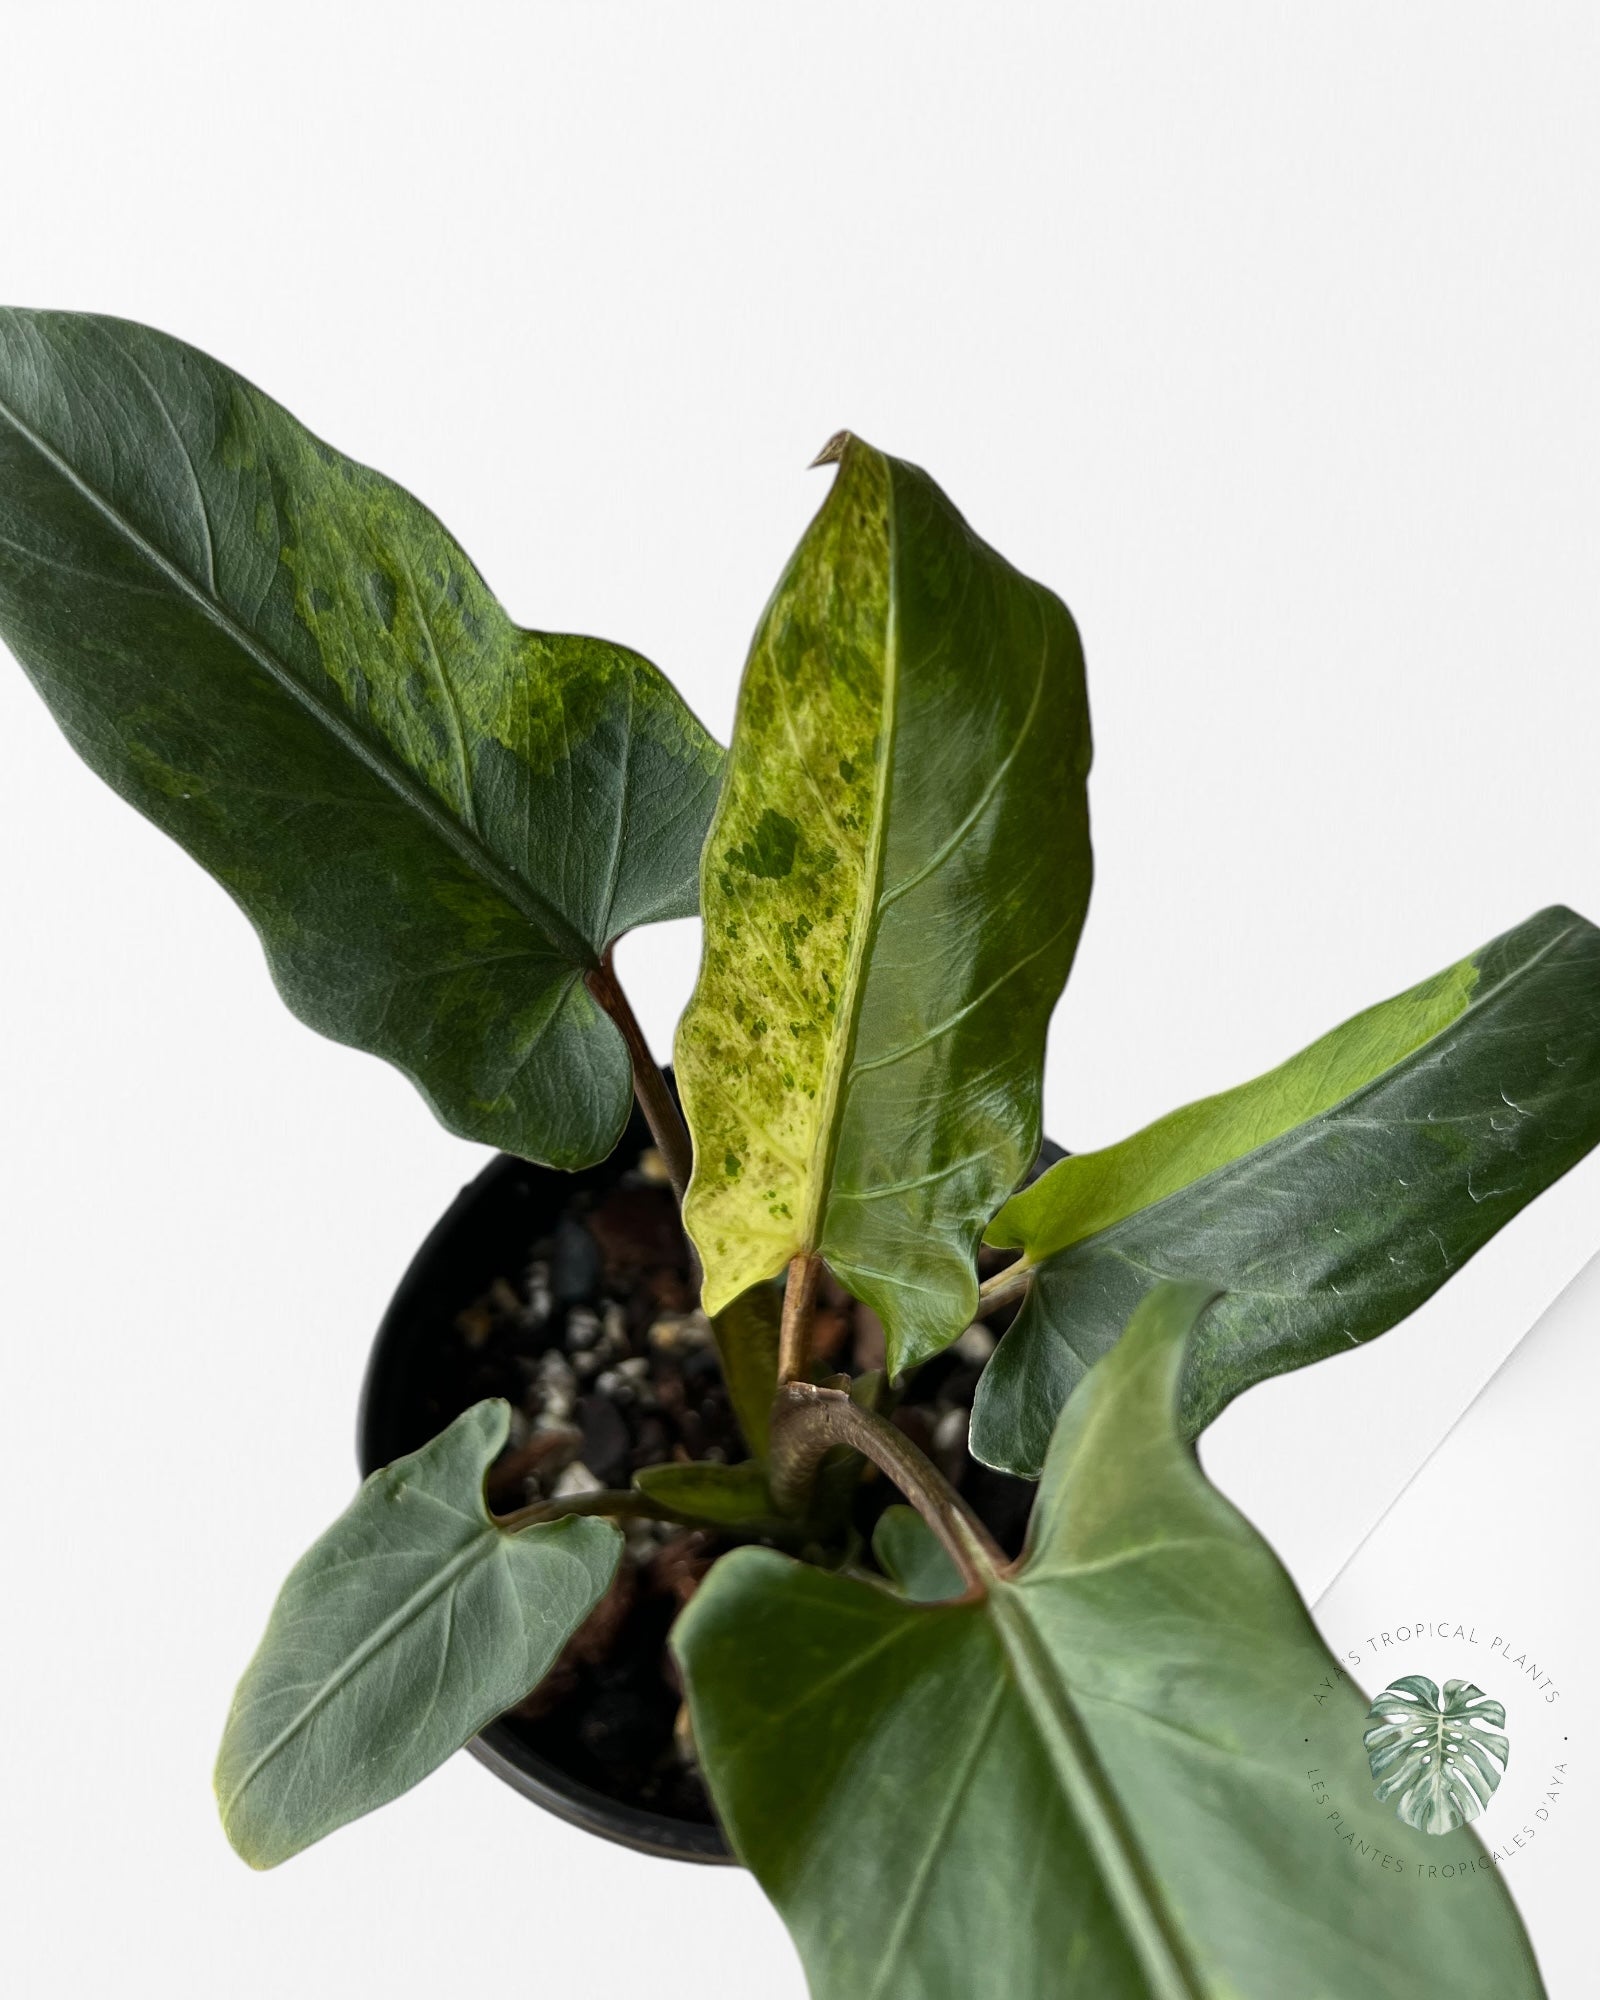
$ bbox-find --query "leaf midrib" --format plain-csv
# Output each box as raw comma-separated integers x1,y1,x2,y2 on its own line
0,381,598,970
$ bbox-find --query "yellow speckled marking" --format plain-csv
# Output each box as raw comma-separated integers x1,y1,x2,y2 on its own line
677,443,892,1311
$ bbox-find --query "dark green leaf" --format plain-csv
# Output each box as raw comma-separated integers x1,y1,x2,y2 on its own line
974,905,1600,1476
215,1400,619,1868
676,433,1093,1373
0,309,721,1168
675,1286,1544,2000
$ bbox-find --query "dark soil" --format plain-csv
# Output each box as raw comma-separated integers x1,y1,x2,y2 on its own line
383,1136,1039,1828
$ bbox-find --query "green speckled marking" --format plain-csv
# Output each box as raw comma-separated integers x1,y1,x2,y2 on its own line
679,444,891,1308
677,436,1094,1370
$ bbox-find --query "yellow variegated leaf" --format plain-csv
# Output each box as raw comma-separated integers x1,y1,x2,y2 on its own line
676,434,1092,1374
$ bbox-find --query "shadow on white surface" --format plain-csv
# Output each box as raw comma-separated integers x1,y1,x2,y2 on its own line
1311,1253,1600,1998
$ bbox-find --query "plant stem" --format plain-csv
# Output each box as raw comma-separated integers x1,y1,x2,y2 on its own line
585,948,694,1202
768,1380,1005,1594
974,1255,1034,1318
777,1250,822,1382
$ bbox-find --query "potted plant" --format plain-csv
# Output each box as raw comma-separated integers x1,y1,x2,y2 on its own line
2,308,1596,1997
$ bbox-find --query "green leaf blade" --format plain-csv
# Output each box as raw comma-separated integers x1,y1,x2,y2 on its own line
215,1401,619,1869
0,309,722,1167
676,1286,1545,2000
676,435,1092,1372
975,905,1600,1475
633,1458,778,1527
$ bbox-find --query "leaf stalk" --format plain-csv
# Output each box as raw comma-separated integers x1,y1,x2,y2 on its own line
767,1380,1004,1594
585,949,695,1202
777,1251,823,1382
975,1255,1034,1318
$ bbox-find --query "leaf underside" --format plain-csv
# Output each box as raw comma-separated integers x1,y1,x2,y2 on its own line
974,905,1600,1475
675,1286,1544,2000
0,309,722,1167
215,1400,619,1868
676,433,1093,1374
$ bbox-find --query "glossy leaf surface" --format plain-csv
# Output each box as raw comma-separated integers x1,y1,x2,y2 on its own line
0,310,721,1167
1365,1675,1510,1834
676,1286,1544,2000
216,1401,619,1868
676,434,1092,1373
975,905,1600,1475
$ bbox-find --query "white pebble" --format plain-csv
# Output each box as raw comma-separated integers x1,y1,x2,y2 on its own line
954,1324,996,1364
933,1407,969,1456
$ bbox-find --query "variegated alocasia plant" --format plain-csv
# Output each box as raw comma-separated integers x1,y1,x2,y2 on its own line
3,308,1595,1998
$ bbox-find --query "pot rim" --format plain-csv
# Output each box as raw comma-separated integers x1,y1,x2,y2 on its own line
467,1726,732,1863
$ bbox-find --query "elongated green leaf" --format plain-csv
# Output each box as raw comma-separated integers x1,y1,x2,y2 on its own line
675,433,1092,1373
675,1286,1544,2000
0,310,721,1168
633,1458,777,1527
216,1400,619,1868
1365,1675,1510,1835
974,905,1600,1476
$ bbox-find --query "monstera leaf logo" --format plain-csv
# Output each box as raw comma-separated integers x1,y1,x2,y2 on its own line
1363,1675,1510,1835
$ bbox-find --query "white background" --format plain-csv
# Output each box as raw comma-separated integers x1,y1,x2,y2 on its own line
2,5,1596,1995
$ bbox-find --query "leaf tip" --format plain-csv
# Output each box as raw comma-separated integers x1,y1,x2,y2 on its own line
809,430,852,468
215,1789,280,1872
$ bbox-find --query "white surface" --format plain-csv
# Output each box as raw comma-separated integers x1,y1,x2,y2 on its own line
1313,1252,1600,1997
1,6,1597,1995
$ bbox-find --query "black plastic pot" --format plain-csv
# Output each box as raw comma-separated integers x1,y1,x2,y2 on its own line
359,1107,1056,1866
357,1101,734,1865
